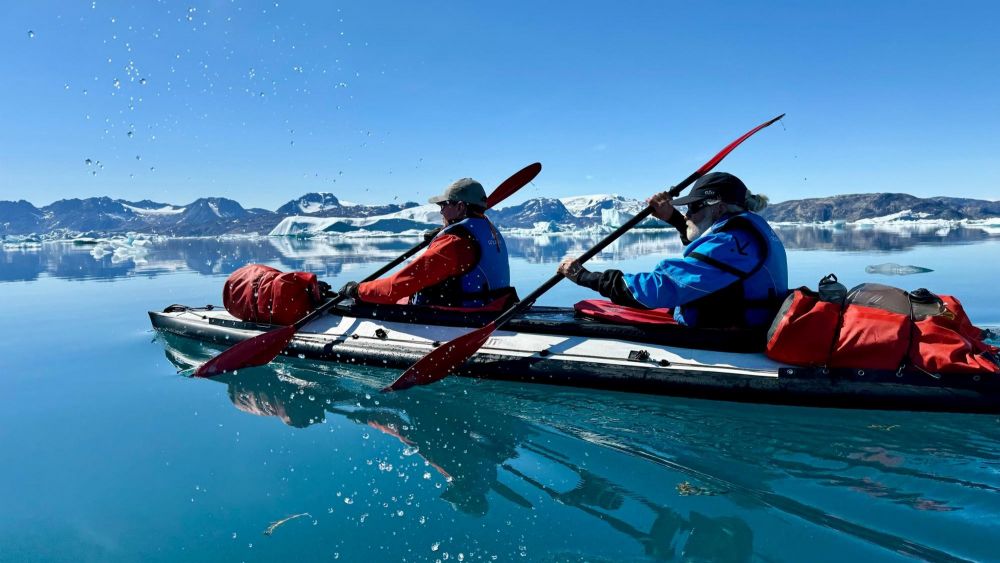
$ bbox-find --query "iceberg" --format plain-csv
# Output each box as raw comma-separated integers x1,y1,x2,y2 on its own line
270,205,440,237
864,263,934,276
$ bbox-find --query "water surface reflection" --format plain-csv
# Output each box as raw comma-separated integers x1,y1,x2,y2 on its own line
3,225,997,283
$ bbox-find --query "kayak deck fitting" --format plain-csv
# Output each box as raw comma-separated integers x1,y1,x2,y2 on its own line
149,302,1000,413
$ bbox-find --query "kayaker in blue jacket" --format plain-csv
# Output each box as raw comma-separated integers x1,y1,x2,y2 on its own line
557,172,788,328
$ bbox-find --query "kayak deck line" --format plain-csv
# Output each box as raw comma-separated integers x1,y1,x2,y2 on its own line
149,303,1000,413
188,305,783,376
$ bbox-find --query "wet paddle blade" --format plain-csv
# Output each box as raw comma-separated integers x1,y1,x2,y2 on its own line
382,322,497,391
193,324,298,378
693,113,785,177
487,163,541,209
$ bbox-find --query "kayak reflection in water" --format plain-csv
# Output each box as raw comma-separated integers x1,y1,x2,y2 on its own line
558,172,788,329
338,178,517,310
157,334,754,560
227,371,753,558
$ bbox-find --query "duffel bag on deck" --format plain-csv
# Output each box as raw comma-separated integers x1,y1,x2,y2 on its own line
828,284,912,370
909,291,1000,374
223,264,323,325
765,288,841,366
766,276,998,376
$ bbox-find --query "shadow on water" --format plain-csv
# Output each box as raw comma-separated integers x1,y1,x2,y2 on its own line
156,331,1000,562
3,225,998,282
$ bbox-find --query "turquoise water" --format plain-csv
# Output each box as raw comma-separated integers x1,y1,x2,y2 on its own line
2,230,1000,562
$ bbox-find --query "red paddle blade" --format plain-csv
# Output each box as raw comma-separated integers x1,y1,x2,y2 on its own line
695,113,785,176
382,322,497,392
487,163,541,209
193,324,298,378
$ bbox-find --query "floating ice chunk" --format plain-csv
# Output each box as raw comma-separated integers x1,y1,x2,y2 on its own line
865,263,934,276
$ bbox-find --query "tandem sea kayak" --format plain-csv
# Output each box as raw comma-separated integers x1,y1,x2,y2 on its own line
149,301,1000,413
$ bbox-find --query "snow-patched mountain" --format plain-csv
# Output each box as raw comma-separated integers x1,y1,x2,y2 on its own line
275,193,343,215
42,197,146,232
4,191,999,238
276,192,420,218
559,194,656,227
121,200,186,215
490,198,579,229
270,204,440,236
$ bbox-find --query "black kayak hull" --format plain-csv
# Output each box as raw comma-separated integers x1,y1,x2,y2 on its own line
149,303,1000,413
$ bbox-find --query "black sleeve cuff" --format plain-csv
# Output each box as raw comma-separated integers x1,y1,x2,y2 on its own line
665,208,691,245
575,269,647,309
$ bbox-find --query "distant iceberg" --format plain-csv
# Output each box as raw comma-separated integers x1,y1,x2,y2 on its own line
865,263,934,276
270,204,440,237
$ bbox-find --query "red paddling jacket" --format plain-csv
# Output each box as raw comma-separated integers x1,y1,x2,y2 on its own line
357,216,513,308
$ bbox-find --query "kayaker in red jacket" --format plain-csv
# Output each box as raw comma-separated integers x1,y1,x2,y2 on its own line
339,178,514,308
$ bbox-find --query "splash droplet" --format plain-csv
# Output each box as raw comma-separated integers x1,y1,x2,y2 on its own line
27,30,35,39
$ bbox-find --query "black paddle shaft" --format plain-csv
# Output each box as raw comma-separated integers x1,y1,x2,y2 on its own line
294,238,429,329
491,170,703,328
485,112,786,332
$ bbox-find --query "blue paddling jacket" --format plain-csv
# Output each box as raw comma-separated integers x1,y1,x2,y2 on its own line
622,212,788,328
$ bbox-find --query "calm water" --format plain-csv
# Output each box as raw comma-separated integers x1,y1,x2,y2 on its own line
2,228,1000,562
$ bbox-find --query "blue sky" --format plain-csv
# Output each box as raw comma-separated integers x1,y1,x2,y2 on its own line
1,1,998,209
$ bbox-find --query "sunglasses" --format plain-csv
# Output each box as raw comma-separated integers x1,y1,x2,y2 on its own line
436,200,462,208
686,199,717,215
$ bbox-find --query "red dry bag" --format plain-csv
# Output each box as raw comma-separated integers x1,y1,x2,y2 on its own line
909,292,1000,374
574,299,678,326
223,264,322,326
765,289,841,366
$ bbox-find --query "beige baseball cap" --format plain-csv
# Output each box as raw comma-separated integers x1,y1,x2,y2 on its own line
428,178,487,207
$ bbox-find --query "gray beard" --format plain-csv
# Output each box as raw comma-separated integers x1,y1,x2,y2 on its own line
685,214,715,242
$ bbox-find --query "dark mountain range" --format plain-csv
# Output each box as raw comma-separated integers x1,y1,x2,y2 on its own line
0,200,45,234
0,193,420,237
2,192,997,237
760,193,1000,222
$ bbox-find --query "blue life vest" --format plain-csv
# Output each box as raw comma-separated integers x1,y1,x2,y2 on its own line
622,211,788,328
411,216,513,308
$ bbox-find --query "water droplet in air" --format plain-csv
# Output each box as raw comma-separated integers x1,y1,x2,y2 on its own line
27,30,35,39
113,78,121,89
139,78,147,85
432,543,440,552
85,158,93,165
149,166,155,172
127,131,134,138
